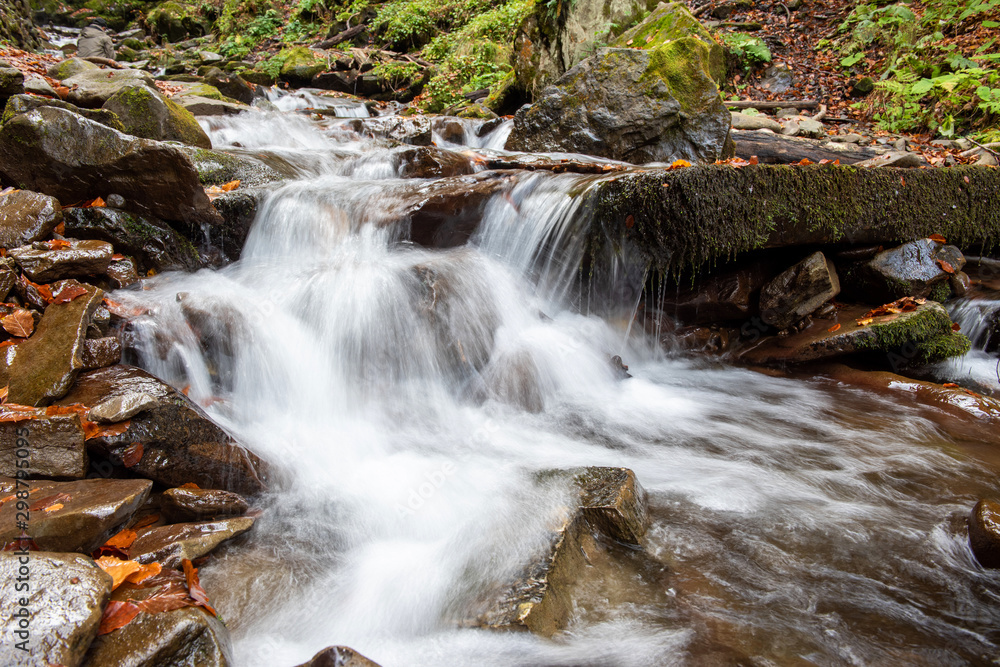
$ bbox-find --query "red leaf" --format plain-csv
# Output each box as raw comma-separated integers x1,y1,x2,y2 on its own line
3,535,39,551
49,282,89,305
121,443,143,468
625,214,634,229
182,559,217,616
936,259,956,274
97,601,142,635
104,528,138,551
928,233,947,244
28,492,70,512
943,382,959,388
952,322,961,332
827,323,841,332
798,158,813,165
748,155,759,165
137,582,196,614
84,419,131,441
2,310,34,338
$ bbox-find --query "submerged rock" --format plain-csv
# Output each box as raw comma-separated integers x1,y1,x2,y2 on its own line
0,551,112,667
0,189,62,249
0,410,87,479
102,84,212,148
0,477,152,552
0,106,222,226
294,646,383,667
759,251,840,330
130,516,256,568
969,499,1000,568
658,262,773,324
506,43,732,164
7,281,103,407
10,239,114,283
57,365,268,495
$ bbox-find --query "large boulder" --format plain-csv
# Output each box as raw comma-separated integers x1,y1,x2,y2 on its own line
513,0,658,98
161,487,248,521
279,47,328,85
0,66,24,107
46,57,100,81
56,365,268,495
506,43,733,164
0,477,152,552
102,85,212,149
129,516,256,568
202,68,255,105
0,106,222,226
0,552,112,667
0,189,62,248
9,239,114,283
60,69,158,108
2,94,126,132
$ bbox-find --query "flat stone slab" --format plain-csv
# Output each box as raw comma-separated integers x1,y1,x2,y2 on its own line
0,190,62,249
0,477,151,553
0,551,112,667
0,410,87,479
129,516,256,568
161,487,248,521
10,239,114,282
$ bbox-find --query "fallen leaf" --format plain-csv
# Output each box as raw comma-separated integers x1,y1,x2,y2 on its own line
964,175,970,184
928,233,947,244
84,419,131,441
111,254,125,261
2,310,34,338
827,323,841,332
54,221,65,235
952,322,961,332
82,197,106,208
121,443,143,468
2,535,39,551
182,559,217,616
943,382,959,388
0,386,6,402
625,214,634,229
798,158,813,165
97,601,142,635
105,528,138,551
49,282,89,305
132,513,160,530
128,561,162,585
95,556,142,589
47,239,71,250
28,492,70,512
137,582,195,614
179,482,200,489
936,259,956,274
749,156,759,165
856,317,874,327
964,389,982,398
670,159,691,169
42,503,63,513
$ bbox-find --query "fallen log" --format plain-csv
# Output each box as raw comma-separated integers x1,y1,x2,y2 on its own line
312,24,366,49
731,129,877,164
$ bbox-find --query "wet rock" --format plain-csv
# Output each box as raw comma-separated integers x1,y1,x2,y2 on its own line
161,487,248,521
759,251,840,330
85,591,232,667
176,146,288,188
61,69,158,108
759,65,793,93
10,239,114,282
24,73,58,97
57,365,268,495
0,189,62,248
0,477,152,552
89,392,159,423
1,94,126,132
674,325,735,353
0,551,112,667
81,336,122,370
969,499,1000,568
102,84,212,149
0,260,16,300
475,466,649,636
949,270,971,297
202,67,255,105
855,151,924,168
47,57,100,81
739,301,969,366
731,112,782,131
357,115,433,146
7,282,103,407
841,238,966,303
106,256,140,289
174,94,248,117
62,207,206,274
294,646,383,667
507,43,732,164
130,516,256,567
659,262,772,324
0,410,87,479
0,106,221,226
395,146,475,179
203,188,268,261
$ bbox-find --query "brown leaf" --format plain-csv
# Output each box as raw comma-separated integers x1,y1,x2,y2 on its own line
97,600,142,635
121,443,143,468
47,239,71,250
132,513,160,530
49,282,89,305
84,419,131,441
28,492,70,512
137,582,196,614
625,214,634,229
178,482,200,489
2,310,34,338
104,528,138,551
952,322,961,332
936,259,956,274
928,233,947,244
749,155,759,165
54,221,66,235
182,559,217,616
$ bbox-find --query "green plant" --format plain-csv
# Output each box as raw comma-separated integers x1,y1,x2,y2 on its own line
371,61,423,89
721,31,771,71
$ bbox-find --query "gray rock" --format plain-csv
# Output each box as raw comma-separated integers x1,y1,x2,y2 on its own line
10,239,114,282
0,477,152,552
731,112,781,131
102,85,212,148
88,392,159,423
0,94,126,132
46,57,100,81
0,106,222,226
781,120,800,136
199,51,223,64
202,68,254,105
796,118,826,138
0,411,87,479
855,151,924,168
130,516,256,568
23,74,58,97
0,552,112,667
0,190,62,249
842,238,966,302
829,133,863,144
174,95,247,117
760,65,793,93
507,45,733,164
0,67,25,102
294,646,383,667
760,251,840,329
893,137,907,151
61,69,158,108
7,282,103,407
105,256,139,289
950,270,971,298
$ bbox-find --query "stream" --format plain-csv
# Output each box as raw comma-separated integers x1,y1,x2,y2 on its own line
111,103,1000,666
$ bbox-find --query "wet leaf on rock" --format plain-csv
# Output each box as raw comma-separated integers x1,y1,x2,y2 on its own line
929,233,948,243
936,259,956,274
28,492,70,512
121,443,143,468
1,310,34,338
49,282,89,304
182,559,217,616
105,528,138,551
97,601,142,635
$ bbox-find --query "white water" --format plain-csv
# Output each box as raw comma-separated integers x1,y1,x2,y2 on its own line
933,298,1000,396
117,112,1000,665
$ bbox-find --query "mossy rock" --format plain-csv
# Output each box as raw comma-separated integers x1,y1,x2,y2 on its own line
240,70,275,86
47,57,100,82
2,94,125,132
457,103,499,120
147,1,209,43
612,1,726,86
176,83,242,104
102,84,212,148
278,47,328,83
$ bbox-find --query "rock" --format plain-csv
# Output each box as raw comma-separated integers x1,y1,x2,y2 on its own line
24,73,58,97
102,84,212,148
656,262,772,324
201,188,268,261
9,239,114,282
355,115,433,146
47,57,100,81
147,1,210,43
739,301,970,366
893,137,907,151
199,50,223,65
759,65,793,93
475,466,650,636
395,146,476,179
841,238,966,302
279,47,328,85
1,94,126,132
294,646,383,667
173,94,248,117
850,76,875,97
0,106,222,226
673,325,735,352
7,282,103,407
88,392,159,423
0,410,87,479
731,111,782,131
780,120,800,137
506,43,732,164
105,256,140,289
62,206,206,274
202,68,254,105
130,516,255,567
0,66,25,103
795,117,825,138
855,151,924,168
829,133,864,143
161,487,248,521
175,146,288,188
0,477,152,552
759,251,840,329
0,260,15,301
514,0,677,98
81,337,122,370
949,270,971,297
57,365,268,495
976,151,998,167
84,594,232,667
0,551,111,667
0,189,62,249
969,499,1000,568
61,69,158,108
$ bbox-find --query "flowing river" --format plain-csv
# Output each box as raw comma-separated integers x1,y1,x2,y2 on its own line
111,102,1000,666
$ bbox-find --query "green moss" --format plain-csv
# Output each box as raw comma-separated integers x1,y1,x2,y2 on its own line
856,304,953,352
47,58,99,81
928,280,952,303
643,38,715,114
913,331,971,364
278,46,327,79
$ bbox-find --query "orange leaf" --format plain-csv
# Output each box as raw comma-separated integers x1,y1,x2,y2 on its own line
121,443,143,468
97,601,142,635
952,322,961,332
137,583,196,614
126,561,161,585
132,513,160,530
220,179,240,192
50,282,89,305
798,158,813,165
827,323,841,332
669,159,691,169
21,276,53,303
42,503,64,513
0,386,7,403
2,310,34,338
47,239,71,250
964,175,970,184
104,528,138,551
625,214,634,229
928,233,947,244
183,559,217,616
936,259,955,274
856,317,874,327
28,492,70,511
749,155,759,165
54,221,66,235
84,419,131,441
943,382,959,388
179,482,200,489
111,254,125,261
95,555,142,589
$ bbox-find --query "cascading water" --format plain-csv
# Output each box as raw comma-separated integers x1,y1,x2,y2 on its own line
113,109,1000,666
934,297,1000,397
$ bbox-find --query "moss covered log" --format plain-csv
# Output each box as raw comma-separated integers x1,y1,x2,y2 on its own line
586,164,1000,275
